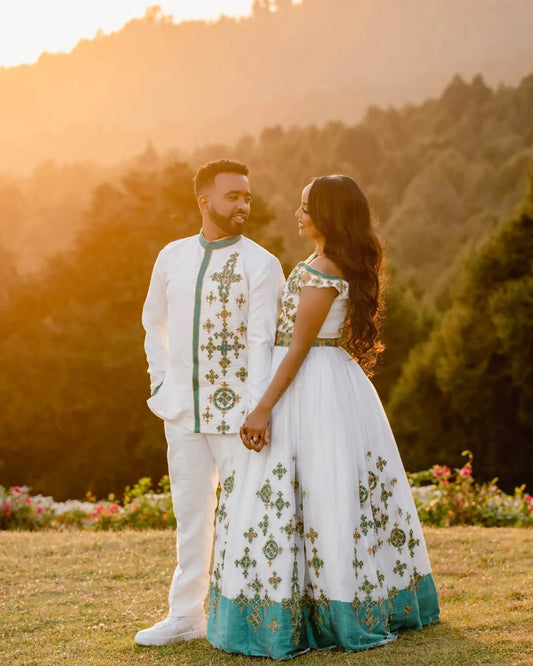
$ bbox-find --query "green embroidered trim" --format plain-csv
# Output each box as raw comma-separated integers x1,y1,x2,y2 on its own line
299,261,345,281
192,249,213,432
275,330,340,347
199,232,242,250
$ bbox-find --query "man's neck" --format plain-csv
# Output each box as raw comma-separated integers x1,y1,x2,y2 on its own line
201,227,234,242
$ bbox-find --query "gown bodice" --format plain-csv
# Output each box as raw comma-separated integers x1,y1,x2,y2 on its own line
276,257,350,341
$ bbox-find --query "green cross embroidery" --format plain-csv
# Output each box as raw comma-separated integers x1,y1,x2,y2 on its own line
307,547,324,578
305,527,318,544
205,369,219,385
201,337,217,360
272,462,287,480
216,419,231,434
202,406,213,423
268,572,282,590
380,482,393,508
359,577,376,595
235,366,247,382
352,548,364,574
211,253,242,303
271,490,290,518
243,527,258,543
393,560,407,577
259,514,269,536
408,529,420,557
234,547,257,578
376,456,387,472
267,617,281,633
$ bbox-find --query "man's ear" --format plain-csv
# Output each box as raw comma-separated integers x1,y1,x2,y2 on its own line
198,193,209,215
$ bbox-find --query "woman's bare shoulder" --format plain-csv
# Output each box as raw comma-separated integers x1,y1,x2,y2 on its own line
308,255,344,278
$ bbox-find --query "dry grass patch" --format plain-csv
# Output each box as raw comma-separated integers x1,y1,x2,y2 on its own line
0,528,531,665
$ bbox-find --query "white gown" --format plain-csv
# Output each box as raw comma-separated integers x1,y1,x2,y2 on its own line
207,258,440,660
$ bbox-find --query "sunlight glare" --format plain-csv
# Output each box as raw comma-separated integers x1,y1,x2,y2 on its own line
0,0,255,68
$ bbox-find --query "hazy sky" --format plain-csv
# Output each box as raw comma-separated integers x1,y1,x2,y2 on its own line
0,0,258,68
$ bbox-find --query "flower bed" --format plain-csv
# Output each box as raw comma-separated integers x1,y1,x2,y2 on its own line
1,453,531,530
409,451,532,527
0,477,174,531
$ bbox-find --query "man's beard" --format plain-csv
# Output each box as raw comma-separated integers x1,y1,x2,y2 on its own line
208,207,247,235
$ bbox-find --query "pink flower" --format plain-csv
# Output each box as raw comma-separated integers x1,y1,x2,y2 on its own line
432,465,451,478
25,496,33,504
36,506,45,516
459,466,472,478
1,501,11,515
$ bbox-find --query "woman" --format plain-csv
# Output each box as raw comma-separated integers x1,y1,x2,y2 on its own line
207,175,440,659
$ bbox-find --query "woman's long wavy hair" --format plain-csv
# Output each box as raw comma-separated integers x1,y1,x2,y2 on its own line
308,175,384,375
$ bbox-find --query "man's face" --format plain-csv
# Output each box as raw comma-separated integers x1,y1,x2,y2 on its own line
201,172,252,239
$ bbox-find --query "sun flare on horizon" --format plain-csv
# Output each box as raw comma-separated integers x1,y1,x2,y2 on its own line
0,0,256,68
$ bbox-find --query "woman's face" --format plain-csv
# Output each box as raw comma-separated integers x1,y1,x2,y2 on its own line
295,183,323,242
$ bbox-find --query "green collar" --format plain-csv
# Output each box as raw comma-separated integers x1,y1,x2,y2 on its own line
199,232,242,250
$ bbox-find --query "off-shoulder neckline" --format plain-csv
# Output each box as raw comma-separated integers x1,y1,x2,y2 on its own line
298,260,347,282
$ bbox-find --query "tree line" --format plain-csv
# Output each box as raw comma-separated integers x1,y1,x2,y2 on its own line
0,75,532,498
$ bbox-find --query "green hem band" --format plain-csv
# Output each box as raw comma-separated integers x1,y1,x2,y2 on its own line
207,574,439,660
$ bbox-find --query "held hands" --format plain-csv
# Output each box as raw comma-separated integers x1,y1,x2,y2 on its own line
240,406,271,452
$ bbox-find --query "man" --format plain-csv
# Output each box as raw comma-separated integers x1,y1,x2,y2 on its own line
135,159,285,645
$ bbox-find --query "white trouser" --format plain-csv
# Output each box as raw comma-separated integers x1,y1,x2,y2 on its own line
164,421,239,618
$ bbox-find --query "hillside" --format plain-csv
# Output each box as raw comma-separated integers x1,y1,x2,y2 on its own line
0,71,531,499
2,72,532,292
0,0,532,173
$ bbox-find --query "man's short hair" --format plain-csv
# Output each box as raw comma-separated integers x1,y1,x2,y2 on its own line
193,159,249,197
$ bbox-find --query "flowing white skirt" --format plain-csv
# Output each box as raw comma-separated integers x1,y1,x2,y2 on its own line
208,346,439,660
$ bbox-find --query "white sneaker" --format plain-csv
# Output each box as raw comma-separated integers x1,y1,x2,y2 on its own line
134,615,207,645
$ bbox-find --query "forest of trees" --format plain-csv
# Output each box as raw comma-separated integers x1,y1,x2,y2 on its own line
0,74,531,499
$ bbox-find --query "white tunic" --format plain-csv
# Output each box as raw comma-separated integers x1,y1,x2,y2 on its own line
142,232,285,434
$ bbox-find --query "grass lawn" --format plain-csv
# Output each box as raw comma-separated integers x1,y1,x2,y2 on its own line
0,528,531,665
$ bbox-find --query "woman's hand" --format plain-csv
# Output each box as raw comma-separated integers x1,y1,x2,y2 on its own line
240,406,271,452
